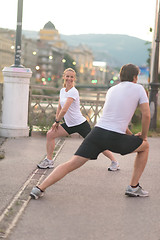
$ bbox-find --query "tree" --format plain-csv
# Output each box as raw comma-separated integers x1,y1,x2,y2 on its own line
63,53,77,73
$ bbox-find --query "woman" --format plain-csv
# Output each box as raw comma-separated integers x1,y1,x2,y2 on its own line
37,68,119,171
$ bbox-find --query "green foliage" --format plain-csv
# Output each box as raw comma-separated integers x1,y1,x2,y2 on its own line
131,108,141,125
42,89,59,96
145,41,151,67
31,117,54,134
63,53,77,73
32,89,42,95
131,106,160,136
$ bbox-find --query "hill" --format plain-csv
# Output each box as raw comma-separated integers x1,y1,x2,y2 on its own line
60,34,151,67
22,30,39,40
22,30,151,67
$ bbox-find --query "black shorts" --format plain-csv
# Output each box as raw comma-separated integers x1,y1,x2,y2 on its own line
61,120,91,138
75,127,143,160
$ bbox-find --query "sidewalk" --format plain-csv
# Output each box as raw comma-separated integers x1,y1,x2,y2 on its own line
0,133,160,240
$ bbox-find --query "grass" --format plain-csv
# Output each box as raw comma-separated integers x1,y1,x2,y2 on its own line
131,121,160,138
132,123,160,137
130,105,160,137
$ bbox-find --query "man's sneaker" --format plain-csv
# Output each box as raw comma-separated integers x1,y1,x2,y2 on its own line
30,186,44,200
37,158,54,169
125,185,149,197
108,161,120,171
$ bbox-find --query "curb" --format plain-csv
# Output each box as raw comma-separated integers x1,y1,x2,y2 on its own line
0,138,65,239
0,138,6,160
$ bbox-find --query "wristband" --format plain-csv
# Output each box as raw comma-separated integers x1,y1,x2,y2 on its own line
55,120,60,123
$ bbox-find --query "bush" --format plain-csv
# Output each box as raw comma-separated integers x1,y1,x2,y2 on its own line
131,108,141,124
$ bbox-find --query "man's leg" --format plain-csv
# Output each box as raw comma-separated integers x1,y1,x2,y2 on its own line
130,140,149,186
39,155,89,191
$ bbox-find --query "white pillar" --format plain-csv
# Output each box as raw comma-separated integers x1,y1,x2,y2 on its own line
0,67,32,137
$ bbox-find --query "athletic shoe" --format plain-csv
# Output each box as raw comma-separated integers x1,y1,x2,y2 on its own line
125,185,149,197
108,161,120,171
37,158,54,169
30,186,44,199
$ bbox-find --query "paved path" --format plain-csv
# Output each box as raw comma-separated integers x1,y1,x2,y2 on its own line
0,134,160,240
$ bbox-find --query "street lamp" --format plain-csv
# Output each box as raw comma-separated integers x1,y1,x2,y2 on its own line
1,0,33,138
12,0,24,67
149,0,160,129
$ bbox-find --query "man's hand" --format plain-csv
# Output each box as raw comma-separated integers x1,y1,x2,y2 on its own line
134,132,141,137
135,132,147,141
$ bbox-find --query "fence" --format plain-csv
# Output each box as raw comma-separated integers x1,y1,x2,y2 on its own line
28,85,107,132
26,84,160,134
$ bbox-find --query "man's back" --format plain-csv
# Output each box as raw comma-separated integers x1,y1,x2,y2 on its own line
96,82,148,133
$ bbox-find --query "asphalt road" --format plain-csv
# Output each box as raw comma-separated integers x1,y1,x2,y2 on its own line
4,136,160,240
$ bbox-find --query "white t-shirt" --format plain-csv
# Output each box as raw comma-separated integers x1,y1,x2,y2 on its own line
96,82,149,134
59,87,86,127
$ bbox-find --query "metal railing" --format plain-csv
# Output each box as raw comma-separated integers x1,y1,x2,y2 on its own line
28,85,106,131
28,84,160,133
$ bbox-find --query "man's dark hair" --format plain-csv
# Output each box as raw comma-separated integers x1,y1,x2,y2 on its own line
120,64,140,82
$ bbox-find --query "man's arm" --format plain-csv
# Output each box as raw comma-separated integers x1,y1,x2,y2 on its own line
126,128,133,135
139,102,150,140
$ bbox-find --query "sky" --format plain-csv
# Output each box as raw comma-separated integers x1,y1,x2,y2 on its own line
0,0,157,41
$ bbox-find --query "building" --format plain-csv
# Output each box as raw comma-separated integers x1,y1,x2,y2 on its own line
39,21,67,50
68,44,94,84
91,61,107,84
0,22,95,85
0,28,15,82
21,38,38,81
0,28,38,83
36,40,64,86
39,22,94,84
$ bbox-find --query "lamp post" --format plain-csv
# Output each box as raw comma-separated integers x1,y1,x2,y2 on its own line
149,0,160,130
0,0,32,137
13,0,24,67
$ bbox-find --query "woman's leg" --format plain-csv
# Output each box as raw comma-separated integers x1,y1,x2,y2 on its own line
46,125,69,160
102,150,119,171
102,150,116,162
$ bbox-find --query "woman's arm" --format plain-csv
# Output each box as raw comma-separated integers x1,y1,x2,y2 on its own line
55,100,62,120
55,97,74,122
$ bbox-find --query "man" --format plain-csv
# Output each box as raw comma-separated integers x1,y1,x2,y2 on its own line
30,64,150,199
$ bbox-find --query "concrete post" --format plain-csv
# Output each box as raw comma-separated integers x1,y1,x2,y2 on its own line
0,83,3,123
0,67,32,137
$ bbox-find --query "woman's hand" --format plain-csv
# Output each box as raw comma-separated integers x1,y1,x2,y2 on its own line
52,122,59,131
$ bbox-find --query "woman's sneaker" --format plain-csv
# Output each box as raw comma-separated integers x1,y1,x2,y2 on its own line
37,158,54,169
125,185,149,197
30,186,44,199
108,161,120,171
